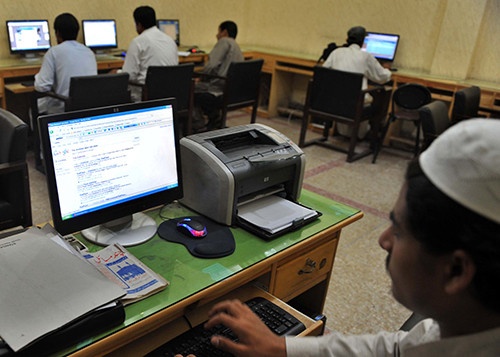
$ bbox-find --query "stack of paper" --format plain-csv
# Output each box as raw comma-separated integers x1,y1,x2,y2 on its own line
238,195,318,234
0,227,126,352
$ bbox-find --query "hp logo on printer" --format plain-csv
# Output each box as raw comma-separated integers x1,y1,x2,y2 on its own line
264,177,269,182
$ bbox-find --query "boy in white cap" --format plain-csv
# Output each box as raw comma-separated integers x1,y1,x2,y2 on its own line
177,119,500,357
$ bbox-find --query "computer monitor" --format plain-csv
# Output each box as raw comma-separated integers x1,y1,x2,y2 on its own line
39,99,183,247
82,20,118,51
157,19,180,46
6,20,51,57
361,32,400,62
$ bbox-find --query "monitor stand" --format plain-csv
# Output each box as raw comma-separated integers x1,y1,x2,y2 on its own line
21,53,42,61
81,213,157,247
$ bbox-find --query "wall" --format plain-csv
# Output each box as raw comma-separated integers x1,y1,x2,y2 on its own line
0,0,498,82
0,0,246,58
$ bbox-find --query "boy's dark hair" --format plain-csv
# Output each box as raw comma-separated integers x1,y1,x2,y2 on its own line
54,13,79,41
219,21,238,39
405,158,500,313
134,6,156,29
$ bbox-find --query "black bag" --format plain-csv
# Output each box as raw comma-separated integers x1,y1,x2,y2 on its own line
317,42,338,63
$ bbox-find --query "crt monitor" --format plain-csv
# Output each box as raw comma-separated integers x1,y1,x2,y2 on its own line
82,20,118,50
6,20,51,56
361,32,400,62
39,99,183,247
157,19,180,46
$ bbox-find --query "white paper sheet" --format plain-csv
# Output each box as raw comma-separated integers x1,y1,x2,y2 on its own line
0,227,125,352
238,195,318,234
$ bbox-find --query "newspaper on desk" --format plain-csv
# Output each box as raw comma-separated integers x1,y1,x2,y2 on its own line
81,243,168,305
42,223,169,305
0,226,126,352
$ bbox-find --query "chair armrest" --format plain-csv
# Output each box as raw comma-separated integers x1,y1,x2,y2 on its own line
361,86,385,96
194,72,227,81
128,81,146,88
0,161,27,175
35,90,69,103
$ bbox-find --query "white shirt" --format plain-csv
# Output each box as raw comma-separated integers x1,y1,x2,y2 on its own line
34,41,97,114
323,43,392,91
121,26,179,101
286,319,500,357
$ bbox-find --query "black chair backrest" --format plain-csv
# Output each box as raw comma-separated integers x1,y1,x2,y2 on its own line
226,59,264,105
419,100,450,136
393,83,432,111
68,73,130,111
452,86,480,117
145,63,194,111
310,66,363,119
0,108,28,164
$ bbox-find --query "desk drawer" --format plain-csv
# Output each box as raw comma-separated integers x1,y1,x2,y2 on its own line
273,239,337,300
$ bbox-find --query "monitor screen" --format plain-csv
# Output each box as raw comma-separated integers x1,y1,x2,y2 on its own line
6,20,51,54
82,20,118,49
157,19,180,46
39,99,183,246
361,32,400,61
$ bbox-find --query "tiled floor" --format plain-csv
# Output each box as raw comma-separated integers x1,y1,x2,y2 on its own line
26,111,413,336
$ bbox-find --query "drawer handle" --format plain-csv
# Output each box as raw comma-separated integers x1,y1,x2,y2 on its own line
298,258,316,275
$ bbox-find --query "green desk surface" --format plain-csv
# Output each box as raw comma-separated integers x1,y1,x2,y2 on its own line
52,189,360,356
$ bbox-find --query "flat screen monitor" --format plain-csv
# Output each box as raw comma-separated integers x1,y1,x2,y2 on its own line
6,20,51,56
39,99,183,247
361,32,400,62
82,20,118,50
157,19,180,46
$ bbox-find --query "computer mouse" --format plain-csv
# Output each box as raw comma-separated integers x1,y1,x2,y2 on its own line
176,218,207,238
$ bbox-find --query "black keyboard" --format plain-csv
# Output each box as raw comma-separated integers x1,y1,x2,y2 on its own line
146,297,306,357
21,81,35,87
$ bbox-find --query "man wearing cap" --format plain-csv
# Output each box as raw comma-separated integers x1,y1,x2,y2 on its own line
323,26,392,139
176,119,500,357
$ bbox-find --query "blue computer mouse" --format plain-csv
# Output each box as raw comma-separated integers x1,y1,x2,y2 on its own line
176,218,208,238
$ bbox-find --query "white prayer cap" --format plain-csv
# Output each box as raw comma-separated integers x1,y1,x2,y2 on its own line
419,119,500,225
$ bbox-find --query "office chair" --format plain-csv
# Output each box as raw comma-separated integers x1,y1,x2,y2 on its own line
195,59,264,130
372,83,432,163
451,86,481,123
31,73,131,172
0,108,32,231
298,66,391,163
419,100,451,152
130,63,195,136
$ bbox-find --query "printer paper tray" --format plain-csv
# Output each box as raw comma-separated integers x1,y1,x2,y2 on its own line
236,201,322,241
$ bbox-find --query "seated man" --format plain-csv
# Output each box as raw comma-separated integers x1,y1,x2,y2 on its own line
193,21,244,130
323,26,392,139
121,6,179,102
34,13,97,114
183,119,500,356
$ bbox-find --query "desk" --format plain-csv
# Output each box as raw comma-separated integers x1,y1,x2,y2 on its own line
0,53,208,109
240,47,500,146
46,190,361,357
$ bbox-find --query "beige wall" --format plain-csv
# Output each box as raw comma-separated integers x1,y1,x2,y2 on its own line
0,0,498,83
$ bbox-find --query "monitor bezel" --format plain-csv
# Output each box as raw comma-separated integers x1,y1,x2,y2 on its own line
82,19,118,50
39,98,183,236
363,32,400,62
157,19,180,46
6,19,51,55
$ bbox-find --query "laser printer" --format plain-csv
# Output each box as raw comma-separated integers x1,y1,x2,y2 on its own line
180,124,319,238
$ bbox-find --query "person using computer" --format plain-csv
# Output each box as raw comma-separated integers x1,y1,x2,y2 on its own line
193,21,244,131
34,13,97,114
323,26,392,139
119,6,178,102
176,119,500,356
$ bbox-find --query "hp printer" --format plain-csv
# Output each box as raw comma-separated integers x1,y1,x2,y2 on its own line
179,124,320,239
